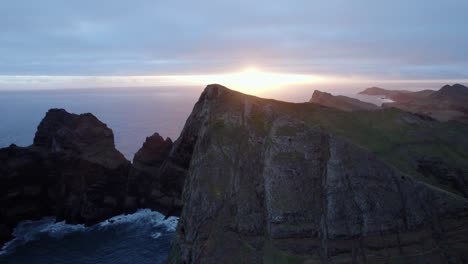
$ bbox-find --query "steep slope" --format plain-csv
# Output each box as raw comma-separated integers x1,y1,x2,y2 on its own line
309,90,379,111
168,84,468,263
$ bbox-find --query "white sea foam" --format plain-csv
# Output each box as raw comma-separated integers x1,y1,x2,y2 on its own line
0,217,85,256
0,209,178,256
150,232,162,239
161,216,179,232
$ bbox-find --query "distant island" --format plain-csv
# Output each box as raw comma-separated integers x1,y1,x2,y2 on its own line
1,84,468,263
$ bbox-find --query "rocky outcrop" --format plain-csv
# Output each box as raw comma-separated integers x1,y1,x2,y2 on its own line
0,108,187,247
33,109,128,169
168,84,468,263
126,133,173,211
360,84,468,123
133,133,173,171
0,109,131,245
310,90,379,111
359,87,413,97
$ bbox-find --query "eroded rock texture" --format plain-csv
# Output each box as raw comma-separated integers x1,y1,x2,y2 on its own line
0,109,133,245
128,133,174,212
168,85,468,264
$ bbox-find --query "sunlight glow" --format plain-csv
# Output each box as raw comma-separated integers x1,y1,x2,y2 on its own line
0,69,327,94
168,67,327,94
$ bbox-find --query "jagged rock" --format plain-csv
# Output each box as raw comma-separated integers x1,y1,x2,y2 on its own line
168,84,468,263
33,108,128,169
309,90,379,111
126,133,173,210
0,109,132,245
133,133,173,172
0,108,185,247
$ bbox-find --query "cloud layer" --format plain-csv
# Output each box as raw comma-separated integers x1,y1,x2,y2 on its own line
1,0,467,80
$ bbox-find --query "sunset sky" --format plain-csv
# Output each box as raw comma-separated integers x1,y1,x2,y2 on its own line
1,0,467,90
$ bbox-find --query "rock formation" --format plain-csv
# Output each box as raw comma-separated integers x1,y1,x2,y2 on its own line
310,90,379,111
359,84,468,123
128,133,176,213
358,87,413,97
167,84,468,263
0,109,175,246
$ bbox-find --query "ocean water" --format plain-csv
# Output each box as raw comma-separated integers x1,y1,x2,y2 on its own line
0,210,178,264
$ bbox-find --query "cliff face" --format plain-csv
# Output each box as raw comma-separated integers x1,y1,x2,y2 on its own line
168,85,468,263
0,109,165,245
310,90,379,111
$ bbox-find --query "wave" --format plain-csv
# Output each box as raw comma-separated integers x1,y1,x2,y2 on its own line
0,209,178,257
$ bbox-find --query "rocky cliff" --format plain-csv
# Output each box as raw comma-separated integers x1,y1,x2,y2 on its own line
0,109,177,246
2,86,468,263
167,84,468,263
309,90,379,111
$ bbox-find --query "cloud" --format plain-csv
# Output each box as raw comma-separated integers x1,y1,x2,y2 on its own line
0,0,467,80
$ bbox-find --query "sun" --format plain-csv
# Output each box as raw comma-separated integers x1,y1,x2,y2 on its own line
243,67,260,74
155,67,326,96
211,67,324,94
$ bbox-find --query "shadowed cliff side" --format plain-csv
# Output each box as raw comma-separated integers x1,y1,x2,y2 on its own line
167,84,468,263
0,108,183,247
0,109,133,245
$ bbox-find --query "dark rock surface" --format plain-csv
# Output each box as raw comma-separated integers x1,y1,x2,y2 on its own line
310,90,379,111
127,133,174,211
0,109,175,246
167,84,468,263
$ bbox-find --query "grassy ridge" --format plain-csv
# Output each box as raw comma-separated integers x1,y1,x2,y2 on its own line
301,105,468,195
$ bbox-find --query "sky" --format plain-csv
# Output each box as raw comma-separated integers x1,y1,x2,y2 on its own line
1,0,468,90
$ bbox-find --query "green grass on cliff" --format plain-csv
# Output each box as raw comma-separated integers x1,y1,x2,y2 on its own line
279,103,468,196
211,89,468,196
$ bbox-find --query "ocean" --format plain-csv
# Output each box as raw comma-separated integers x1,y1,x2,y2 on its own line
0,210,178,264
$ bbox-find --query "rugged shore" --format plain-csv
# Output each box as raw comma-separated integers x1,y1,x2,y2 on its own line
0,109,183,246
1,84,468,263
